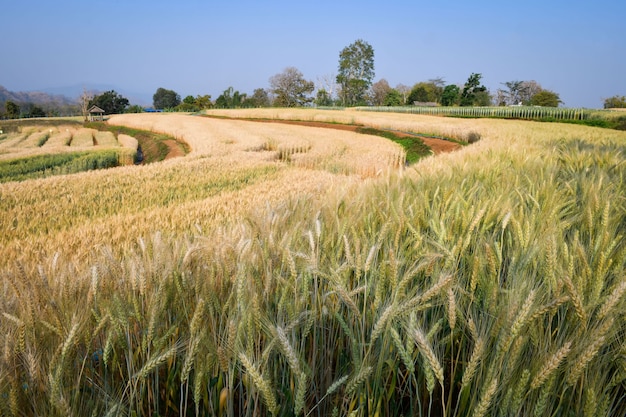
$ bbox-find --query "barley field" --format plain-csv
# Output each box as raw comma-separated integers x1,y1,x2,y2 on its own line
1,110,625,416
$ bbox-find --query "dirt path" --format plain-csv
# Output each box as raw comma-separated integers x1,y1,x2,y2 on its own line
205,117,462,155
163,139,186,159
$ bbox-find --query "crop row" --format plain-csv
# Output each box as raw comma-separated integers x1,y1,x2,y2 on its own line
0,149,135,183
358,105,591,120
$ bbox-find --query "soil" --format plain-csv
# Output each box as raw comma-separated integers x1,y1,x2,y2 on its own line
209,117,462,155
163,139,186,159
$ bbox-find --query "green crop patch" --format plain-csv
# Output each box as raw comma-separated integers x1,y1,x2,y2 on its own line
0,150,125,183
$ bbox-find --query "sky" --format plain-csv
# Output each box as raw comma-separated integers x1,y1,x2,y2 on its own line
2,0,625,108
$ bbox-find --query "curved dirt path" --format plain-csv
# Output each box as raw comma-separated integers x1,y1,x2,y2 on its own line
204,117,462,155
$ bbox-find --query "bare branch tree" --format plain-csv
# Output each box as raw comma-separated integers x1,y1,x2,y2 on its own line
79,87,93,121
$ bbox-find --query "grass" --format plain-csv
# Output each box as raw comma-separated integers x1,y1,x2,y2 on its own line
1,110,625,416
355,126,432,163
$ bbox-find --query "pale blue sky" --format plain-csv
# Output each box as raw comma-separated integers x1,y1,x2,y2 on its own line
2,0,625,107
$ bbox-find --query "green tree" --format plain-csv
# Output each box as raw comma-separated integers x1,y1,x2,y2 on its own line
215,87,246,109
460,73,488,106
408,81,444,105
5,101,20,119
126,104,144,113
247,89,270,108
28,105,46,118
175,95,199,112
270,67,314,107
604,95,626,109
440,85,460,106
383,89,402,106
153,88,181,110
337,39,375,106
194,95,212,109
315,89,333,107
530,90,561,107
90,90,130,114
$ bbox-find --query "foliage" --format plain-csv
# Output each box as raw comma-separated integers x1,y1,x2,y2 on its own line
383,89,402,106
337,39,375,106
441,85,460,106
269,67,314,107
408,81,443,105
315,89,333,107
603,95,626,109
89,90,130,114
460,73,489,106
530,90,562,107
153,87,181,110
5,100,20,119
248,88,270,108
28,105,46,118
356,126,431,163
126,104,144,113
215,87,247,109
176,95,213,112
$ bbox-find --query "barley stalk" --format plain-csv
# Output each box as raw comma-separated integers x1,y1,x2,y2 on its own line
447,287,457,330
421,273,453,304
472,377,498,417
567,318,614,385
136,344,178,379
413,327,444,386
461,337,485,388
276,326,301,376
390,327,414,373
238,352,279,415
563,276,586,323
345,365,373,395
498,289,536,354
530,341,571,390
596,280,626,320
370,303,396,344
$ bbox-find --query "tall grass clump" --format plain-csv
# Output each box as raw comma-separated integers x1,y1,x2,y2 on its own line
1,117,626,415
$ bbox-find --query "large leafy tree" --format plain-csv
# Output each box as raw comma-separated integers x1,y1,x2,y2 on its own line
383,89,402,106
90,90,129,114
530,90,562,107
337,39,375,106
153,88,181,110
460,73,489,106
248,88,270,108
269,67,314,107
440,85,460,106
5,101,20,119
215,87,246,109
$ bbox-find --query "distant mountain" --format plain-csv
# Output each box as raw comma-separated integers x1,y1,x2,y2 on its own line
39,84,152,107
0,84,152,108
0,85,76,105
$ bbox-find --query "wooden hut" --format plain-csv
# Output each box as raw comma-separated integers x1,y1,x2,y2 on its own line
88,105,105,121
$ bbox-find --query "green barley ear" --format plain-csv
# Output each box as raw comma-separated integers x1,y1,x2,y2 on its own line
472,377,498,417
238,352,279,416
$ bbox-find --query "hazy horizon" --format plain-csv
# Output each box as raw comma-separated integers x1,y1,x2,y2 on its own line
3,0,625,108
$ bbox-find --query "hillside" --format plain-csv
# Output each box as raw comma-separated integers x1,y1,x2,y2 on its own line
0,85,76,106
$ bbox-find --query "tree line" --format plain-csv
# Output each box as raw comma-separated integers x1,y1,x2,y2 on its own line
3,39,625,120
